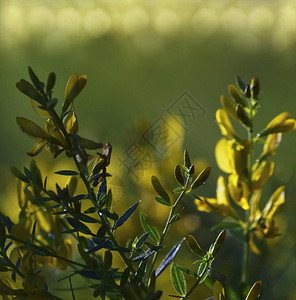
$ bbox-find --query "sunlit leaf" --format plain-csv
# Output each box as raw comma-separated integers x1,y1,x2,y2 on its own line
186,235,203,257
16,79,44,104
16,117,50,140
151,176,170,205
63,73,87,113
171,263,186,296
114,201,140,230
156,238,185,277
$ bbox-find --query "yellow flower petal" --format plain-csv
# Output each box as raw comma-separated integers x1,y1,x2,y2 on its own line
220,95,239,121
249,234,261,255
215,138,248,176
260,112,296,136
44,119,68,147
249,191,261,223
262,133,282,156
228,174,250,210
215,138,233,174
216,109,237,139
261,186,285,219
252,160,274,191
195,176,237,218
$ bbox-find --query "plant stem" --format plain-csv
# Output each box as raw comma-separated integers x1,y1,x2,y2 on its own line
48,107,137,277
181,261,209,299
1,250,24,278
146,179,189,283
5,235,87,268
241,99,255,287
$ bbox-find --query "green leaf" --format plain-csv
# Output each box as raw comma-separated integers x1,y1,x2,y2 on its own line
10,166,29,183
173,187,185,194
62,73,87,113
184,150,191,168
174,165,185,186
212,229,227,257
169,214,180,225
114,201,140,230
191,167,211,190
228,84,246,106
171,263,186,296
197,262,208,284
187,192,202,201
186,235,204,257
71,134,103,149
46,72,56,93
211,222,241,231
28,66,44,92
245,281,262,300
31,220,37,243
236,76,246,93
156,238,185,277
16,79,45,104
140,212,160,243
84,207,98,214
54,170,79,176
16,117,50,140
151,176,170,204
27,140,47,156
155,197,172,207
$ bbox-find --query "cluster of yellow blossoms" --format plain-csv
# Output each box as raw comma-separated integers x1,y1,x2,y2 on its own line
195,77,296,253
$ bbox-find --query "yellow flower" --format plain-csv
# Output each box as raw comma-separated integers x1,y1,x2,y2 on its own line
195,176,238,218
261,186,285,220
253,186,285,239
249,191,261,224
215,138,248,176
216,109,237,139
262,133,282,157
228,174,250,210
259,112,296,136
252,160,274,191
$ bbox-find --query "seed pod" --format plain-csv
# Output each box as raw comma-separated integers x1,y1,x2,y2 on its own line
104,250,113,270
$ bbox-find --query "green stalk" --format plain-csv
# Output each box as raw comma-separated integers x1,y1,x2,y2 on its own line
0,250,24,278
48,106,137,277
146,178,190,283
241,98,255,287
5,235,87,269
181,261,209,299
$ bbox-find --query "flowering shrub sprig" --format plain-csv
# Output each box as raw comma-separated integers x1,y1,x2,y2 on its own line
195,76,295,298
0,68,265,299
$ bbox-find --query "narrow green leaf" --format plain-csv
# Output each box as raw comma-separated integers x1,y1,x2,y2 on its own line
186,235,204,257
197,262,208,283
151,176,170,204
10,166,29,183
54,170,79,176
191,167,211,190
184,150,191,168
171,263,186,296
155,197,172,207
212,229,227,257
245,281,262,300
174,165,185,186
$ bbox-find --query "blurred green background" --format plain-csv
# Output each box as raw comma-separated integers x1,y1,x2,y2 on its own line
0,0,296,299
